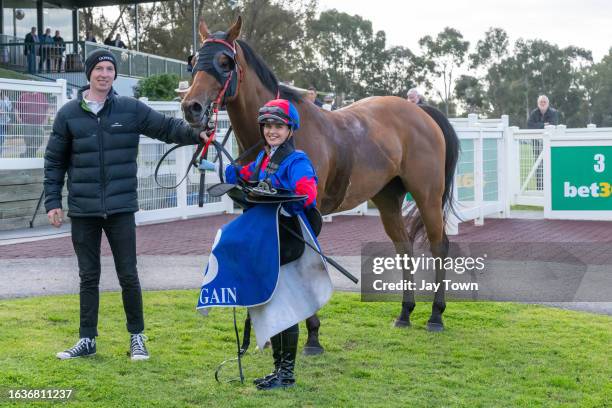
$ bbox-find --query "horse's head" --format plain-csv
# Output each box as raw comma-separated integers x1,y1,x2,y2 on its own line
182,16,242,127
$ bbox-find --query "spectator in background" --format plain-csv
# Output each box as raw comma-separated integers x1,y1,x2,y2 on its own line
113,34,127,49
527,95,559,129
39,28,54,73
0,91,12,157
187,54,195,73
174,81,190,101
24,27,39,74
526,95,559,190
406,88,425,105
342,98,355,108
16,91,49,157
85,31,97,43
305,86,323,107
103,35,113,46
52,30,65,73
322,93,336,111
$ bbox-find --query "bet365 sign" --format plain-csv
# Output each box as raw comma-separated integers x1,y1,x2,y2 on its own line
551,146,612,210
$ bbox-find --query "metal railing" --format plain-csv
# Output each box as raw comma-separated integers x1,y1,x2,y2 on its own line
0,39,189,80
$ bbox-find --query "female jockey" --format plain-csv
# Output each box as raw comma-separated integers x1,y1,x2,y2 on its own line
225,98,319,390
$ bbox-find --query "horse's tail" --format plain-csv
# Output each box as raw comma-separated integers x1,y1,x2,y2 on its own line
406,105,460,242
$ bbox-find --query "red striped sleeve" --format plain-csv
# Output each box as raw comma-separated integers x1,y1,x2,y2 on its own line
239,163,253,180
295,176,317,207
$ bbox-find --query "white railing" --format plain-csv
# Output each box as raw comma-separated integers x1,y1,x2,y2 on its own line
506,127,546,207
444,114,508,234
136,100,234,223
0,79,233,225
0,78,68,166
3,78,609,229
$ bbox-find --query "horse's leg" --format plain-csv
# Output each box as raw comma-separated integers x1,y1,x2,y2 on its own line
416,197,449,332
371,179,415,327
302,314,323,355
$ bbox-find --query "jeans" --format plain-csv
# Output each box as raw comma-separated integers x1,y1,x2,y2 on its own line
71,212,144,338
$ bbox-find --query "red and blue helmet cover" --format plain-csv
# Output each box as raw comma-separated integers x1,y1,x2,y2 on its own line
257,99,300,130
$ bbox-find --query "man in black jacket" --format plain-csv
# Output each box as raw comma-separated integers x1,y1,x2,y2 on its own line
24,27,39,74
45,49,206,361
527,95,559,129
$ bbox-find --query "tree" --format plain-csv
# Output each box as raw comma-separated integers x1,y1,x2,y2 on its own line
301,9,375,98
298,9,422,100
136,73,181,101
587,49,612,126
468,27,595,127
469,27,509,70
418,27,469,115
454,75,486,114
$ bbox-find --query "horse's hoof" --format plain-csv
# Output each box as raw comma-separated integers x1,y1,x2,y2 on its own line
302,346,324,356
394,319,411,328
426,322,444,332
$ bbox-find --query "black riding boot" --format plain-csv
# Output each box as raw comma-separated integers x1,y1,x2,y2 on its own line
253,334,282,385
256,324,298,390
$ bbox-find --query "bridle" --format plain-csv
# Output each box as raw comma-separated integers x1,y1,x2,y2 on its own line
191,36,243,161
154,35,261,204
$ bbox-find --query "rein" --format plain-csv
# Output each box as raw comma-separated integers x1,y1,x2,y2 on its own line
154,37,247,206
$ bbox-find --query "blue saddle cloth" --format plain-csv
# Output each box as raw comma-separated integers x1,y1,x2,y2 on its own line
197,204,281,309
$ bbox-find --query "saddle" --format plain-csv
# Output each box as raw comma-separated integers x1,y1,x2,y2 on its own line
208,181,323,264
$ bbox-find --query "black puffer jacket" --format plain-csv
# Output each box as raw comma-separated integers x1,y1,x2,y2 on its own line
44,87,200,217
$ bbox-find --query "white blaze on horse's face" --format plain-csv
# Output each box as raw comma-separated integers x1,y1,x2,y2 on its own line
263,123,291,147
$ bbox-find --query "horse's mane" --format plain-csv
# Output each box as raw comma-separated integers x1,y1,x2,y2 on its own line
236,39,303,103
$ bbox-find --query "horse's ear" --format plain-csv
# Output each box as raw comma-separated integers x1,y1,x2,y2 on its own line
199,17,211,42
226,15,242,42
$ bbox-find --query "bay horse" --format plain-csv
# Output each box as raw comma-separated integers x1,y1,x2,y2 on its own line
182,16,460,354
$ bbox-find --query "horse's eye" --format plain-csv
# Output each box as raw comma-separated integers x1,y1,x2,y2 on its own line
217,55,234,71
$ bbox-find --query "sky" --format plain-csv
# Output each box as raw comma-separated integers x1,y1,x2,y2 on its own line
318,0,611,62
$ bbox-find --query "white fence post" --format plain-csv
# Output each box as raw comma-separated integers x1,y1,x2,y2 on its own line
57,78,67,108
474,127,484,226
543,126,552,219
507,126,520,207
468,113,478,127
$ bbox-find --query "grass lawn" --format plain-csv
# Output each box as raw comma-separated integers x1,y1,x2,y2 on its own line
510,204,544,211
0,68,36,81
0,291,610,407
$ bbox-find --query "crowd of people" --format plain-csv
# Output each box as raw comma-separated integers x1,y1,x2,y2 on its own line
24,26,65,74
23,27,128,75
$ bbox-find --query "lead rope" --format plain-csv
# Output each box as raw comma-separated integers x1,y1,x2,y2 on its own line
214,307,245,384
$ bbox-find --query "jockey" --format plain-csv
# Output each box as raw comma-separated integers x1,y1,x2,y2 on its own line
225,98,318,390
225,98,318,213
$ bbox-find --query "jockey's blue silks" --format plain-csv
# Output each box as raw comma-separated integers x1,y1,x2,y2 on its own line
197,203,332,348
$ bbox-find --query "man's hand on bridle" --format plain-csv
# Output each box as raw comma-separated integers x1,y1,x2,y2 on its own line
199,131,210,143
